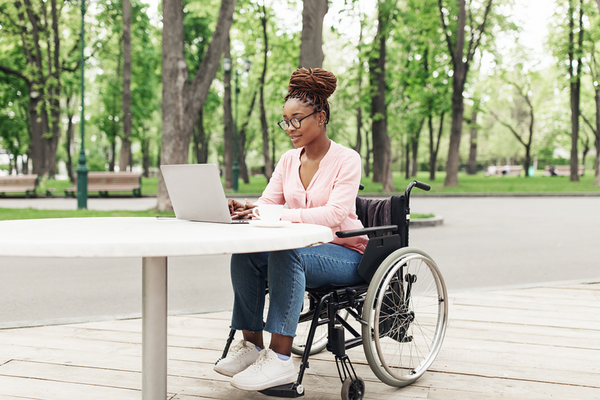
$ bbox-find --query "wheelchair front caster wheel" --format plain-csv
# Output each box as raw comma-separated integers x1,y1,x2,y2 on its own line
295,384,304,395
341,377,365,400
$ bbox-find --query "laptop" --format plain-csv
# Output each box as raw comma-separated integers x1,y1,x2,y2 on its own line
160,163,248,224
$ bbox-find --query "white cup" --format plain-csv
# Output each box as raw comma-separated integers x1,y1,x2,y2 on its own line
252,204,283,222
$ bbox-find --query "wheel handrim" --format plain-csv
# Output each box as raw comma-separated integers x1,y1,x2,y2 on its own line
365,250,448,385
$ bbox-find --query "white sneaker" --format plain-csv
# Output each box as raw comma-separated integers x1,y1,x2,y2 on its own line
214,340,260,377
231,348,297,391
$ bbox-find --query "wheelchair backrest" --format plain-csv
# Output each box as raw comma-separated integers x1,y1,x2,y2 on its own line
354,196,409,282
355,196,408,244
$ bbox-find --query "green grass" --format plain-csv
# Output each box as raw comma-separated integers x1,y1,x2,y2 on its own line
0,208,174,220
1,169,597,220
26,170,600,198
228,170,600,195
410,171,600,195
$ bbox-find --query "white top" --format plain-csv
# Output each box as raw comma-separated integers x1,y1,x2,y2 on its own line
0,217,334,258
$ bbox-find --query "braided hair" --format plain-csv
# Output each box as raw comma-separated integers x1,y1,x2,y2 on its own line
285,67,337,124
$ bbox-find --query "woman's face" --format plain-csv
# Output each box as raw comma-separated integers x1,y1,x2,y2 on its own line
281,98,325,149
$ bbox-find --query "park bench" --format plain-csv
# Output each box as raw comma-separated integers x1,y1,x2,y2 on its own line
491,165,522,176
0,174,38,198
65,171,142,198
543,165,585,177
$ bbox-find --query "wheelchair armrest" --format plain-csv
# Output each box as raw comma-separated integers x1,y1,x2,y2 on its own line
336,225,398,238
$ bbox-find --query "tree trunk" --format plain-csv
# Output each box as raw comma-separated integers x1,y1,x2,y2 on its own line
237,90,256,183
438,0,492,186
193,109,209,164
65,97,75,183
45,0,61,178
369,20,394,192
411,119,424,177
142,135,150,177
443,0,467,187
259,6,273,181
404,142,410,179
568,0,583,182
29,95,48,175
299,0,328,68
467,108,478,175
120,0,132,172
365,125,371,178
429,112,444,181
158,0,236,211
355,17,364,157
223,37,234,189
109,50,123,172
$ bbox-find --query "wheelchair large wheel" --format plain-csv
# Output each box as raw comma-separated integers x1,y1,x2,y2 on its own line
362,247,448,387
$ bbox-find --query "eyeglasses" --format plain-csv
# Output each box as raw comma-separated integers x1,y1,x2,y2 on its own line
277,111,317,131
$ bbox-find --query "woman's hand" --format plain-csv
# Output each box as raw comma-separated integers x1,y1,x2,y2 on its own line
228,199,256,219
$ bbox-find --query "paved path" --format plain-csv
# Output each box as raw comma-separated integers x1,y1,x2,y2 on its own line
0,196,158,211
1,196,599,328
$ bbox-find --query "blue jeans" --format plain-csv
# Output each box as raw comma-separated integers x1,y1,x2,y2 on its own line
230,243,364,337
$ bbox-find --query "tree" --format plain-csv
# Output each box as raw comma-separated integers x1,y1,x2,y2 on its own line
438,0,493,186
466,101,480,175
567,0,585,182
0,73,29,173
490,79,536,177
223,36,235,189
0,0,77,177
583,9,599,183
369,0,395,192
119,0,132,172
258,4,273,181
159,0,236,211
298,0,328,68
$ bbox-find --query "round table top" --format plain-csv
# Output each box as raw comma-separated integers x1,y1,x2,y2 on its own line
0,217,334,258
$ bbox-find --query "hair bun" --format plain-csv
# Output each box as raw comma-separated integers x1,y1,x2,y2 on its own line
287,68,337,99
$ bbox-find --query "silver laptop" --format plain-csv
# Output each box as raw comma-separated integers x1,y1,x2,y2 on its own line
160,163,247,224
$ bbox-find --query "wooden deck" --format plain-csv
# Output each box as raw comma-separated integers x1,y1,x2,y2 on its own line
0,282,598,400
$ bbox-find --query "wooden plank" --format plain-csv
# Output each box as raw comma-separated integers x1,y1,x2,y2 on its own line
1,283,599,400
443,319,600,349
0,328,142,357
447,304,600,330
0,360,141,391
0,375,141,400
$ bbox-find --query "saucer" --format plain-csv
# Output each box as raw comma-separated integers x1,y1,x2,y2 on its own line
248,220,292,228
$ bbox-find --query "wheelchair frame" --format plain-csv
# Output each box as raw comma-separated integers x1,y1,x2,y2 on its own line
218,181,448,400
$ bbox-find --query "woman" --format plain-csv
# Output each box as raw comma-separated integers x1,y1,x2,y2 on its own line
214,67,368,391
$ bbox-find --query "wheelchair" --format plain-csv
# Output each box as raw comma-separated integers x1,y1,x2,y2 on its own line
219,181,448,400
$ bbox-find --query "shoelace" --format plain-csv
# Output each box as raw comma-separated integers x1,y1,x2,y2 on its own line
229,341,253,357
247,349,273,371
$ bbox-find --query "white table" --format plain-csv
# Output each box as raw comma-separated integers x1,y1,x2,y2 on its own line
0,217,333,400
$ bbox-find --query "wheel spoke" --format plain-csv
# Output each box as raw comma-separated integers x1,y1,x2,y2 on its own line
363,250,448,387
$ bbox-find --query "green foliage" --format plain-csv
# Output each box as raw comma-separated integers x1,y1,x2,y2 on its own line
0,0,598,186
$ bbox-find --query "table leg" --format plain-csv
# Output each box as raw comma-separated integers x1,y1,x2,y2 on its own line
142,256,168,400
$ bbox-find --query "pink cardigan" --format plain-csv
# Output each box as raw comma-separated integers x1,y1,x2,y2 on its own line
256,141,368,254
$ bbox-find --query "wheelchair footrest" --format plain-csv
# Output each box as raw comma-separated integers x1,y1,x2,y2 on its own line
259,383,305,398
